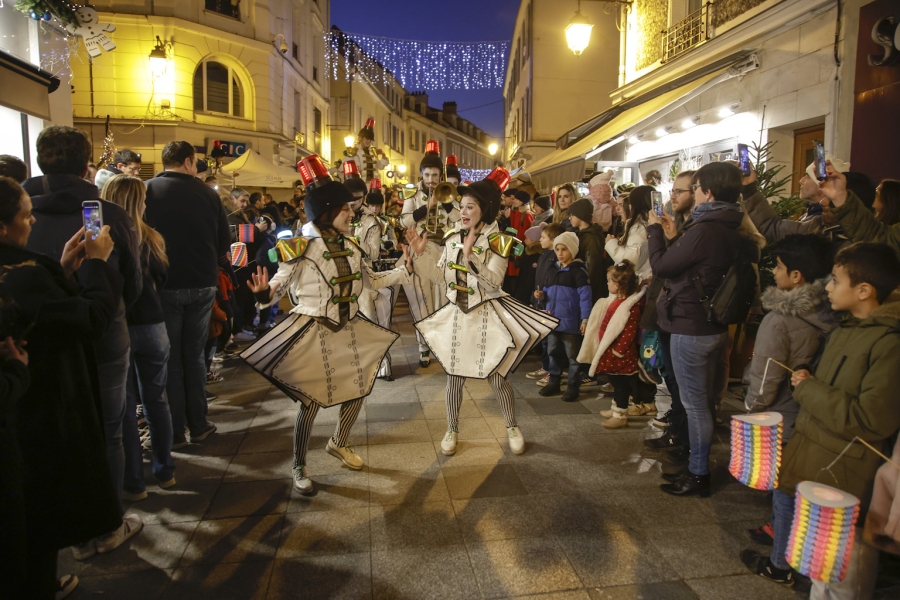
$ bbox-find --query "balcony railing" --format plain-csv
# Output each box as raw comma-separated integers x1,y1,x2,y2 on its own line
661,3,711,64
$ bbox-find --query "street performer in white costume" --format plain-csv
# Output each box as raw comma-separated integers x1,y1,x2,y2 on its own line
404,167,559,456
401,141,459,367
445,154,462,187
242,155,413,495
347,117,389,184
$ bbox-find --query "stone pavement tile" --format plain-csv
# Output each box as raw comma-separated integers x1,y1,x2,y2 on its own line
473,396,539,418
126,483,219,525
466,536,581,598
532,492,626,536
556,531,679,588
214,382,270,408
482,414,546,438
435,438,508,467
561,432,648,461
686,574,803,599
249,409,296,430
371,545,481,600
367,419,433,445
205,480,291,519
180,514,284,566
420,398,480,419
304,443,369,477
589,458,666,490
309,423,367,448
702,486,774,524
452,496,554,542
366,441,439,471
368,466,451,506
647,524,752,579
442,464,528,500
173,432,245,458
417,385,471,403
370,501,462,550
586,581,699,599
426,416,494,441
237,428,294,454
510,462,591,495
206,408,259,433
80,522,199,576
365,386,420,404
287,470,369,512
526,397,593,415
75,568,173,600
614,487,713,528
164,560,273,600
257,394,297,413
224,451,293,483
277,508,371,557
510,591,592,600
174,455,233,484
366,401,425,423
266,553,371,600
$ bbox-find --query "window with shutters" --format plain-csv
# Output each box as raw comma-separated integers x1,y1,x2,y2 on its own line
193,60,244,117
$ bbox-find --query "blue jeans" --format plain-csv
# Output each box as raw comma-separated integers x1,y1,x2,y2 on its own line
670,332,727,476
123,323,175,492
548,332,581,388
659,332,688,444
771,489,794,570
540,338,550,371
95,352,129,515
160,287,216,440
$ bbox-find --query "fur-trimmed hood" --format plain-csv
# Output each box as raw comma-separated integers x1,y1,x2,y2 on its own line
577,286,647,376
761,277,830,319
869,289,900,322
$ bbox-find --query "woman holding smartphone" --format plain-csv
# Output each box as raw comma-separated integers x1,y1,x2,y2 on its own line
605,185,653,280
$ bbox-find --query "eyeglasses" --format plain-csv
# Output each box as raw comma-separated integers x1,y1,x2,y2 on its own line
671,188,691,196
691,184,702,192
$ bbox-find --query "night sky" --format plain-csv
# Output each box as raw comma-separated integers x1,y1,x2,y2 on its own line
330,0,521,137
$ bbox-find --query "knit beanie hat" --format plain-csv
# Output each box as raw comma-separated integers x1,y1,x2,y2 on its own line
568,197,594,224
534,195,551,211
554,231,579,257
513,189,532,205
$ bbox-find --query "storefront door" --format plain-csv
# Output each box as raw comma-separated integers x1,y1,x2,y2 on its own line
792,125,825,194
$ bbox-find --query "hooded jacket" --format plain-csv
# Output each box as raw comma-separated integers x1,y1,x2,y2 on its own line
832,189,900,259
575,223,608,303
742,278,839,438
779,291,900,516
578,286,647,376
648,201,743,336
544,260,592,335
605,218,650,280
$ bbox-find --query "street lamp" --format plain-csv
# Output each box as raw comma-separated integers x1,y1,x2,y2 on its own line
344,135,355,148
565,0,633,56
398,164,407,174
149,36,169,78
488,142,498,156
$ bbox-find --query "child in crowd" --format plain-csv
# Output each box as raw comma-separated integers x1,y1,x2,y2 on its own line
741,242,900,596
527,222,564,383
255,215,278,334
537,231,592,402
578,260,646,428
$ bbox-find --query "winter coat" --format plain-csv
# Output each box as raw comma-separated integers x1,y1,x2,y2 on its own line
648,202,743,336
578,287,647,376
639,213,691,331
531,249,559,310
605,218,650,280
742,278,839,439
23,174,142,361
532,209,553,226
832,190,900,259
865,433,900,555
779,292,900,516
0,356,30,591
0,244,123,550
743,182,851,250
544,260,592,335
592,202,613,231
506,209,534,277
127,245,167,326
514,233,542,306
575,223,608,303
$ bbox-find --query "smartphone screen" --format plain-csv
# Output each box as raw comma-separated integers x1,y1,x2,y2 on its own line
651,191,663,217
83,201,103,240
813,140,827,180
737,143,752,177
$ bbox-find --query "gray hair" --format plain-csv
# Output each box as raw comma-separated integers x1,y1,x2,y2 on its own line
230,187,249,199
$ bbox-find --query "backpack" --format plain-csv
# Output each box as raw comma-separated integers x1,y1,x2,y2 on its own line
690,246,758,326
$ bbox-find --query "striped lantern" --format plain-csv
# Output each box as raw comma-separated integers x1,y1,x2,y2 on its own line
231,242,248,267
787,481,859,583
729,412,783,490
238,224,255,243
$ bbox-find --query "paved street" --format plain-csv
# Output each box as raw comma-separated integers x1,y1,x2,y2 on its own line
57,298,892,599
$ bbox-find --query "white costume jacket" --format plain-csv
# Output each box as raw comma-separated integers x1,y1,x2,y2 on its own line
349,146,389,184
400,183,460,236
413,222,558,379
241,222,411,407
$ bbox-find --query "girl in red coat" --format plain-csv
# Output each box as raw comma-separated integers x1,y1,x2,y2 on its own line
576,260,646,429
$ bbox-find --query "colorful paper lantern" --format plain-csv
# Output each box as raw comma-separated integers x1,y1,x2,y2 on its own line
231,242,248,267
787,481,860,583
238,224,255,243
729,412,783,491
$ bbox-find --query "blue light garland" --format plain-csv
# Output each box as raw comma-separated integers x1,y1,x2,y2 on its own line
325,31,509,90
459,169,493,181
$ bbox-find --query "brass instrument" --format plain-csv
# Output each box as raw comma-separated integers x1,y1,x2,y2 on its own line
425,164,460,242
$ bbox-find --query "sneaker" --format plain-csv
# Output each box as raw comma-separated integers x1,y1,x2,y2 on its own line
211,355,224,364
55,574,78,600
71,541,96,561
602,406,628,429
122,489,148,502
190,423,217,442
419,351,431,368
580,376,599,387
234,330,257,341
216,350,238,360
441,429,458,456
599,382,615,394
158,477,176,490
206,371,224,384
538,380,562,396
326,438,364,469
627,402,658,416
741,549,794,586
292,464,313,494
96,514,143,554
536,374,551,386
507,426,525,454
748,522,775,546
206,391,218,401
651,409,672,428
526,368,548,380
224,342,240,352
171,439,189,450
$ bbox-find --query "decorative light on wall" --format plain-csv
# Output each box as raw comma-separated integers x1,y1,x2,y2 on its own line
324,30,510,90
718,103,740,117
681,117,699,130
656,127,671,138
565,0,633,56
148,36,169,79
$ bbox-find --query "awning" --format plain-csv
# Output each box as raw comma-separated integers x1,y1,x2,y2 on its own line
0,49,60,120
529,69,725,190
219,150,300,188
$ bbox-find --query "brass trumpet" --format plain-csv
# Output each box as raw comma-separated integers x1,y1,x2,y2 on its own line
424,166,459,242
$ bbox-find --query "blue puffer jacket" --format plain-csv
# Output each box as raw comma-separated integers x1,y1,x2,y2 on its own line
545,260,593,334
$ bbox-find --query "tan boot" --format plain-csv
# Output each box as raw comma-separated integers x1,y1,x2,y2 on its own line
602,406,628,429
600,401,617,419
627,402,658,416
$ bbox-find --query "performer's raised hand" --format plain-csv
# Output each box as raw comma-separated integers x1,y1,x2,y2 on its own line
400,243,414,272
248,265,280,299
403,227,427,256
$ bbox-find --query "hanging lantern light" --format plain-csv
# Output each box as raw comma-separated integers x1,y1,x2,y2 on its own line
238,225,255,243
729,413,783,491
231,242,248,267
566,1,593,56
787,482,860,583
149,36,169,78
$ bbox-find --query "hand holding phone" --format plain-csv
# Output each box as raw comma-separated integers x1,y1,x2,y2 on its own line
82,201,103,240
737,143,752,177
651,191,663,217
813,140,827,181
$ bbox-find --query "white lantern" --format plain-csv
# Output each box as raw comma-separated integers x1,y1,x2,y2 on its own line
565,9,593,56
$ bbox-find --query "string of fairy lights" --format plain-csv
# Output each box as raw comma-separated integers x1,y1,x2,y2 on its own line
459,169,493,181
325,30,509,90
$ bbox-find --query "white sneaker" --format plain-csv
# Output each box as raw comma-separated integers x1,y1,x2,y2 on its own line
96,514,143,554
71,541,96,561
55,574,78,600
292,464,313,494
526,368,548,380
441,429,458,455
536,374,550,386
211,355,223,364
326,438,364,470
507,426,525,454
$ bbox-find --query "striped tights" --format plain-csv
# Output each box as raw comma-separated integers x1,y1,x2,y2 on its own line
292,397,364,467
445,373,517,430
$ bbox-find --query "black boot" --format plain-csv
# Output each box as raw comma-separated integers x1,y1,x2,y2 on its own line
561,386,581,402
658,445,690,466
660,472,710,497
643,430,683,450
661,466,688,482
539,380,562,396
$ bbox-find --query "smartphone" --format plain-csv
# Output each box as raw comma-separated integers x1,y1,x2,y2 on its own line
651,191,663,217
813,140,827,180
737,143,752,177
82,201,103,240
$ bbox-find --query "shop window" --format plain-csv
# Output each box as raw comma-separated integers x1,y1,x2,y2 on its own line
193,61,244,117
205,0,240,20
313,107,322,154
292,43,298,60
